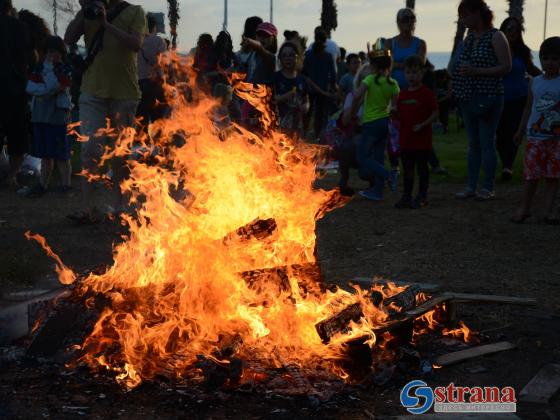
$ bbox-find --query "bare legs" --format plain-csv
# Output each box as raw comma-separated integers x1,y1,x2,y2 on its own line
39,158,72,188
514,179,559,222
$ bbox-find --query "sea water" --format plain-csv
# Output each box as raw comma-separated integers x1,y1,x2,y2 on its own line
428,51,541,71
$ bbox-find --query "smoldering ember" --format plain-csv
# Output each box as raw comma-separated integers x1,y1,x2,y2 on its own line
1,1,560,419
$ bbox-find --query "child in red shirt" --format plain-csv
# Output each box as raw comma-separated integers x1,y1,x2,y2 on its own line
395,55,439,208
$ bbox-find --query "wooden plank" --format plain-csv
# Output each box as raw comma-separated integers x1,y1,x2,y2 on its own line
443,292,537,306
374,295,451,334
433,342,517,367
351,277,441,293
0,288,69,345
395,414,521,420
519,363,560,404
406,295,450,318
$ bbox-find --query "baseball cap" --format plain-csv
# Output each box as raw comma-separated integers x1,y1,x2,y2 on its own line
256,22,278,37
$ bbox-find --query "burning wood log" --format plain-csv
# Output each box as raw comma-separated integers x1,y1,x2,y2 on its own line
223,218,277,244
315,303,363,344
216,333,243,358
374,295,451,335
382,284,420,315
351,277,442,293
26,290,110,357
284,363,312,392
315,286,423,344
241,267,290,294
195,354,243,388
240,262,324,296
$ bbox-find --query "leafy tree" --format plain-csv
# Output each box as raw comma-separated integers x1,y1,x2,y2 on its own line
507,0,524,23
320,0,337,36
167,0,180,49
449,20,467,69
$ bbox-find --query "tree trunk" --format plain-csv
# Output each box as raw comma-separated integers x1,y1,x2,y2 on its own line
167,0,180,50
449,21,467,69
406,0,416,9
53,0,58,35
507,0,525,23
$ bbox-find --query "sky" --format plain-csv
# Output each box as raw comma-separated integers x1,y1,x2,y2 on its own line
16,0,558,53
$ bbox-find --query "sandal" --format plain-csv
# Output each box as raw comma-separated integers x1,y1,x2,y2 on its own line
455,189,476,199
67,210,101,225
543,217,560,226
475,189,495,201
511,212,532,224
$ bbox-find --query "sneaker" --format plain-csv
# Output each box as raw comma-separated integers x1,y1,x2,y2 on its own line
359,188,383,201
432,166,448,175
475,189,495,201
411,195,428,209
388,169,399,193
395,196,412,208
501,169,513,181
25,184,47,198
57,185,73,196
455,188,476,199
67,209,103,225
339,186,355,197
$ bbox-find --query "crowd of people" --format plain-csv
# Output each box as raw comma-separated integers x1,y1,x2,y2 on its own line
0,0,559,224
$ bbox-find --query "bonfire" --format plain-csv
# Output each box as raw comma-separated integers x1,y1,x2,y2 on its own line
26,53,472,392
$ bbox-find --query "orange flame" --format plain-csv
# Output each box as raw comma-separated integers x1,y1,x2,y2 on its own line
25,231,76,285
442,320,478,344
30,54,466,389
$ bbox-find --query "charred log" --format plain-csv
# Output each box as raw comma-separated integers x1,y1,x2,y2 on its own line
382,284,420,315
195,354,243,388
336,335,374,380
240,262,324,296
315,303,363,343
223,218,277,244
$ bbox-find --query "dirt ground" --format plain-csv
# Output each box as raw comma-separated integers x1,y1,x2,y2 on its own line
0,174,559,419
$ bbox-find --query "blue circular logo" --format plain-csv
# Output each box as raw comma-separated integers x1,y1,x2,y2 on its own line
400,380,434,415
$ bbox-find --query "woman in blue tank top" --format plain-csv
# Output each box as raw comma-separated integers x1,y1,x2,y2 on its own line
385,8,447,176
385,8,427,90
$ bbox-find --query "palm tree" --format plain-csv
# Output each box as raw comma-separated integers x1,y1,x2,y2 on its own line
52,0,58,35
449,21,466,68
507,0,525,22
167,0,180,50
406,0,415,9
320,0,337,36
